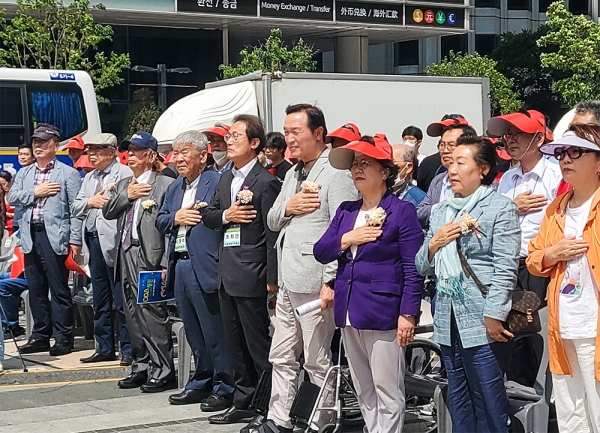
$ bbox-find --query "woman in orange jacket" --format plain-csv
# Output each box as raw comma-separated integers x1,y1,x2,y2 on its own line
527,123,600,432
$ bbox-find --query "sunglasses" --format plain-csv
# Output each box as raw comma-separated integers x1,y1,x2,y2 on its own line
554,146,599,161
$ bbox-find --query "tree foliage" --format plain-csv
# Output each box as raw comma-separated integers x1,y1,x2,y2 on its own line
0,0,130,104
122,88,160,140
219,28,317,79
491,25,564,122
538,1,600,106
426,51,522,115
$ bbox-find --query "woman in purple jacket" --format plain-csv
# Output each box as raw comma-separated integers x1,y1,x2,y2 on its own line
314,135,424,433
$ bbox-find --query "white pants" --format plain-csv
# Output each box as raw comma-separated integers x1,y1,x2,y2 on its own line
268,288,335,429
553,338,600,433
342,326,406,433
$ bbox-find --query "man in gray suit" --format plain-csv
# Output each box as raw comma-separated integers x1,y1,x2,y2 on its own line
253,104,358,433
8,124,83,356
103,131,175,393
71,133,133,365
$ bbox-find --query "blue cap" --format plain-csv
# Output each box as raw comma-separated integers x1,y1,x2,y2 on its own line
119,131,158,152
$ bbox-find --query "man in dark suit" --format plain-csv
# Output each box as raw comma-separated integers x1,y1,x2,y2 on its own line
156,130,234,409
202,114,281,425
103,131,176,393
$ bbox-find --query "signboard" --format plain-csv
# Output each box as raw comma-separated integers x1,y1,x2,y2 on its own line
406,5,464,27
336,1,403,24
177,0,257,16
260,0,333,20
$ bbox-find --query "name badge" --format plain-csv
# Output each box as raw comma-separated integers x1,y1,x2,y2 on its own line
175,232,187,252
224,226,241,247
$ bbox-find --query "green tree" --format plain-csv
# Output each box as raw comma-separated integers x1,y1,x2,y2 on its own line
426,51,522,115
219,28,317,79
122,88,161,140
538,1,600,106
0,0,130,104
491,25,564,122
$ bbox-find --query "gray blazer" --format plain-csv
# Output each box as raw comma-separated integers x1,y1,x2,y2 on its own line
416,171,447,229
71,160,134,267
267,148,359,294
102,172,174,273
8,160,83,255
415,191,521,348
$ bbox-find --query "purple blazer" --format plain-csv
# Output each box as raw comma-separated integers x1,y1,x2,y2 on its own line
313,191,424,331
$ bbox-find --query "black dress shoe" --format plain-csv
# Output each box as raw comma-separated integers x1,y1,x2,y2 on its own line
240,414,266,433
140,377,178,393
3,326,26,340
120,356,133,366
201,393,233,412
80,353,117,363
49,340,72,356
208,406,256,424
169,388,212,405
19,338,50,354
118,371,148,389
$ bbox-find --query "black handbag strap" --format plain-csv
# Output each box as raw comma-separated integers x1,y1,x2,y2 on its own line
456,244,488,297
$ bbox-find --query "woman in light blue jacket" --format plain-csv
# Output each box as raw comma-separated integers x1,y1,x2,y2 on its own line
416,136,520,433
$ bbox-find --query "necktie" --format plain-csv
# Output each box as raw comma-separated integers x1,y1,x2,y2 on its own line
122,205,135,249
86,172,106,232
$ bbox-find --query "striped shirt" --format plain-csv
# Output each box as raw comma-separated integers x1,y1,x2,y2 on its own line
32,160,56,225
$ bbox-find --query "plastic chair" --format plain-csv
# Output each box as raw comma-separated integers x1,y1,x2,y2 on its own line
0,231,19,275
172,320,192,390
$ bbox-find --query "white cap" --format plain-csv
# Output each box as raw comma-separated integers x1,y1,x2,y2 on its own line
540,131,600,155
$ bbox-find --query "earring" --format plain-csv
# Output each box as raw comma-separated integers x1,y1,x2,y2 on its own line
480,174,484,179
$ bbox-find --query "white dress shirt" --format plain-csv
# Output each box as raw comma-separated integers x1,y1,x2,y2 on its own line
498,156,562,257
176,174,201,251
222,158,258,224
132,169,152,240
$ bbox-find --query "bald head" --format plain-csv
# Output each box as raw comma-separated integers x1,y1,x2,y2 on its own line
392,144,416,166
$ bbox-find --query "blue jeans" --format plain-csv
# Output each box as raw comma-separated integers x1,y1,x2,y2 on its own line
441,316,509,433
0,277,27,330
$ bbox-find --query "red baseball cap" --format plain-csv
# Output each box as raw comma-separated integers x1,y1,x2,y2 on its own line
64,136,85,150
327,123,361,143
329,136,393,170
204,124,230,138
73,154,93,169
487,110,553,141
427,117,470,137
373,133,391,146
486,137,512,161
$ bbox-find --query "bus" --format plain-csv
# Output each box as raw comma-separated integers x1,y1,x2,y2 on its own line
0,68,101,170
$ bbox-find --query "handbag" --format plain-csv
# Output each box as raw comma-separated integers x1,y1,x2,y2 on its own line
456,246,542,335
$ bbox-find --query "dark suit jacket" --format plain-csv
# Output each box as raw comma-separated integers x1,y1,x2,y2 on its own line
313,191,424,330
202,161,281,297
102,171,174,275
417,152,445,193
155,170,221,294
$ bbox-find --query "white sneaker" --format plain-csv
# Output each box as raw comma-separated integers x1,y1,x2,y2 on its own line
420,401,435,416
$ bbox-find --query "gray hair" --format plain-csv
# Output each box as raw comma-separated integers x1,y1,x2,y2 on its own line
575,100,600,123
392,143,416,163
172,130,209,153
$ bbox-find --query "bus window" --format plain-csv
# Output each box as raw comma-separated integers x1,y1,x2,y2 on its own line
0,85,26,147
27,82,88,141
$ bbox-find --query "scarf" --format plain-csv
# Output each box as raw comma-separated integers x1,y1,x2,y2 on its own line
434,185,494,297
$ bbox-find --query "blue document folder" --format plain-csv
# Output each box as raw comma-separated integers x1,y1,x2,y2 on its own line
137,271,174,304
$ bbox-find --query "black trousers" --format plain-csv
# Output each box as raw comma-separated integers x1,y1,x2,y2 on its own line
219,287,272,409
502,259,549,387
24,228,72,342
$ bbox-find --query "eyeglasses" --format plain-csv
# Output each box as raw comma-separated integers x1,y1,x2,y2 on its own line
350,159,373,170
502,130,527,142
225,132,247,143
554,146,599,160
438,142,457,151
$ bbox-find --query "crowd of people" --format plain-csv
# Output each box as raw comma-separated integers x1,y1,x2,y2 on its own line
1,99,600,433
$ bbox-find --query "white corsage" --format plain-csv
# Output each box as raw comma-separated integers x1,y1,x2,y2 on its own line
194,201,208,211
460,212,482,238
366,207,387,227
301,181,321,194
237,186,253,205
107,182,116,192
141,199,157,210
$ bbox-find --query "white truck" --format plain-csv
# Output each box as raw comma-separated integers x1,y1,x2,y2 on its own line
152,71,491,156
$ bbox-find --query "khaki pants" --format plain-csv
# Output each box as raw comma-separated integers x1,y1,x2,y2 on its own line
268,288,335,429
342,326,406,433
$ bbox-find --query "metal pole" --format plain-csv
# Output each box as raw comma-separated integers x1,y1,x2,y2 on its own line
222,27,229,66
158,63,167,112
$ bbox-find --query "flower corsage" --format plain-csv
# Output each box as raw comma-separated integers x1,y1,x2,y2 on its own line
193,201,208,211
237,186,254,205
301,181,321,194
141,199,157,210
366,207,387,227
460,212,482,238
107,182,116,192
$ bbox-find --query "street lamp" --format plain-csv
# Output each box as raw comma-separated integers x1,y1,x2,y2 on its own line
130,64,194,112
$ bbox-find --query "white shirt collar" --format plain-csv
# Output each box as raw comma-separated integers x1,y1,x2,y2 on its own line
137,169,153,184
512,155,547,179
232,158,258,178
95,159,117,177
186,173,201,189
